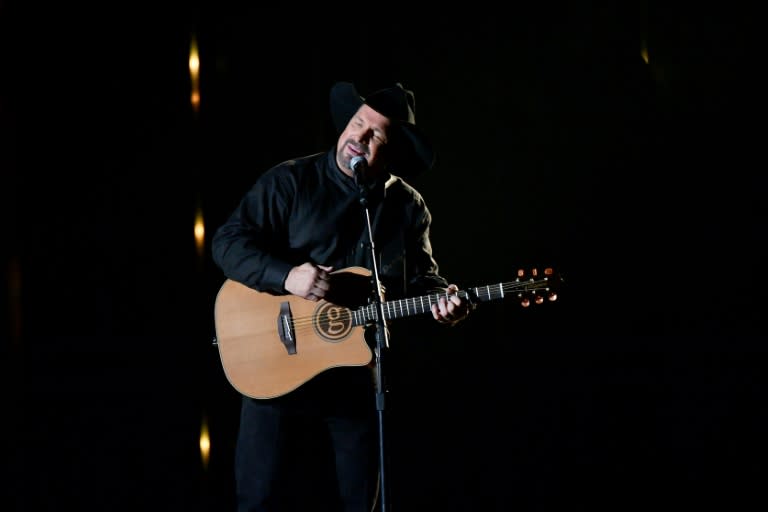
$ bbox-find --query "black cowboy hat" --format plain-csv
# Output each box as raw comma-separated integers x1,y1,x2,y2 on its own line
329,81,436,176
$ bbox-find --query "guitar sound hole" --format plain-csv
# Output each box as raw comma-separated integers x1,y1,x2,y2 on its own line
313,303,353,342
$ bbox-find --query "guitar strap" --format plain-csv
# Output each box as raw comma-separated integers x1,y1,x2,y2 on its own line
368,193,408,299
349,175,408,298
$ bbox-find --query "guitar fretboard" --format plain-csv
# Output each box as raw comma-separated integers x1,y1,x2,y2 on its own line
351,277,553,325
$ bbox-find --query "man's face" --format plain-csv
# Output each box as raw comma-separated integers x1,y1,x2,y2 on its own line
336,104,392,179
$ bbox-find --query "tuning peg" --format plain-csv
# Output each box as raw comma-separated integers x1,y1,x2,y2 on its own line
517,267,557,278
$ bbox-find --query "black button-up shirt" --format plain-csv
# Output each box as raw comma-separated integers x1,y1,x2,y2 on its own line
212,149,448,303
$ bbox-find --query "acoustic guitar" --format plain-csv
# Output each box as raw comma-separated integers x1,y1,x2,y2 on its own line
213,266,561,399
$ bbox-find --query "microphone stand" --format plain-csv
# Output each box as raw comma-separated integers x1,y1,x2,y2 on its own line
356,175,392,512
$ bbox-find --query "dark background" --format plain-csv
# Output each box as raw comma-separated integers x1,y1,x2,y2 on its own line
2,3,765,511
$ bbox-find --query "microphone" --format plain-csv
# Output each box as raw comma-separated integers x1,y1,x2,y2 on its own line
350,156,367,185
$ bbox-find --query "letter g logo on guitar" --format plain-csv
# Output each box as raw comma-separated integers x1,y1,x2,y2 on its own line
314,303,353,342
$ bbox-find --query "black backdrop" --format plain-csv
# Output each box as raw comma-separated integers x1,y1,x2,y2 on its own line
3,3,765,511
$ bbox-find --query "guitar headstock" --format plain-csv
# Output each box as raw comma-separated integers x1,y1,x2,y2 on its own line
514,267,562,307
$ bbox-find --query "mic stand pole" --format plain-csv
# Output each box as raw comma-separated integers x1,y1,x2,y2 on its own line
357,182,392,512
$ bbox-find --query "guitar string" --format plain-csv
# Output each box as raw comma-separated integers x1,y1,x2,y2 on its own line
286,279,556,329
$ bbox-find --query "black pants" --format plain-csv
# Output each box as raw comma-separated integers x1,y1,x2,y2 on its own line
234,367,379,512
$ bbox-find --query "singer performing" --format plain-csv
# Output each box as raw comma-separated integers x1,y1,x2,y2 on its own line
210,81,471,511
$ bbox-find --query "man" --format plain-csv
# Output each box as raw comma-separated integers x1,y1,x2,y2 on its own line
212,81,470,511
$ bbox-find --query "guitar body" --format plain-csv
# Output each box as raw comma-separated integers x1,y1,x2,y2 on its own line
214,267,374,399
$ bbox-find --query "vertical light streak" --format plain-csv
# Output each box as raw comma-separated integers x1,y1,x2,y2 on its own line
200,414,211,470
189,34,201,113
194,205,205,262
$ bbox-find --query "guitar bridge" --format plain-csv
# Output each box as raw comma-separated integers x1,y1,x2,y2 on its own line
277,301,297,354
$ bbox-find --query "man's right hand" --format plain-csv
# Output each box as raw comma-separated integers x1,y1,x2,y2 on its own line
284,262,334,301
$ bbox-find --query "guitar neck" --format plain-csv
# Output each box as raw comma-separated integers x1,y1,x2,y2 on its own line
351,275,556,325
